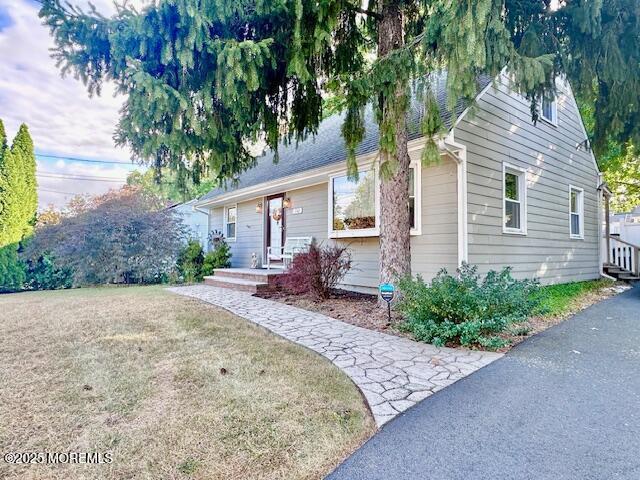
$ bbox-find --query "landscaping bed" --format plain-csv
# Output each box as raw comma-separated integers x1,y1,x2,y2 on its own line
260,279,628,352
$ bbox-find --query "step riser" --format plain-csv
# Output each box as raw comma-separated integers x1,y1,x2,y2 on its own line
212,270,282,285
204,278,273,293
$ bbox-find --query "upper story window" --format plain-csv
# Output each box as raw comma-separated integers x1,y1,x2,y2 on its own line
503,163,527,235
225,205,237,240
540,95,558,125
569,186,584,239
328,162,421,238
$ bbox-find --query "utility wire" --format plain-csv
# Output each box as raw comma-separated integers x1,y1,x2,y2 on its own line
37,173,126,183
36,152,135,165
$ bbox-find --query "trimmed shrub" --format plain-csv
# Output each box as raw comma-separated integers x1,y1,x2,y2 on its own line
202,241,232,275
177,240,205,283
0,244,26,293
24,253,74,291
397,263,540,350
278,242,352,299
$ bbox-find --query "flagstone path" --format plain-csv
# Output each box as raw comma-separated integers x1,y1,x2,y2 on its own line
168,285,502,427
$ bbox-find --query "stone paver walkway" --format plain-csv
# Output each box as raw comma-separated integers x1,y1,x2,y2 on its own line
168,285,502,427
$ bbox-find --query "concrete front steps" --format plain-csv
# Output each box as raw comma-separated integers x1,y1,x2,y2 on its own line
203,268,284,294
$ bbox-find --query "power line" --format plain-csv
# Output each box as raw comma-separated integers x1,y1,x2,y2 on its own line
36,152,135,165
37,173,126,183
39,187,86,195
38,169,129,180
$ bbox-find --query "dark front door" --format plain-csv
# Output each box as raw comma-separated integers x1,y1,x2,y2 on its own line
265,193,286,264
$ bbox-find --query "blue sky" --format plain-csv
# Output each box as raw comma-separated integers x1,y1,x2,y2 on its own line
0,0,147,208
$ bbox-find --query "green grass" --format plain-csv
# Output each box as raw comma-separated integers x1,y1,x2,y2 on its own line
536,279,616,317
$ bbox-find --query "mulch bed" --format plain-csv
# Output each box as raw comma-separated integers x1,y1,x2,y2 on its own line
257,283,630,352
256,289,412,337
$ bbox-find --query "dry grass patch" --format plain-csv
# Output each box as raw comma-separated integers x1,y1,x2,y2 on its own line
0,287,374,480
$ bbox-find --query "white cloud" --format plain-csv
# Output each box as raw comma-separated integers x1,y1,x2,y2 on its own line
0,0,148,208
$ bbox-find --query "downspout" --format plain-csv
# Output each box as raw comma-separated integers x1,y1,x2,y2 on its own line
443,133,469,266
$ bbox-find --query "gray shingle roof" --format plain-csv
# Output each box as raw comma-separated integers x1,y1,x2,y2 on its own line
200,72,492,202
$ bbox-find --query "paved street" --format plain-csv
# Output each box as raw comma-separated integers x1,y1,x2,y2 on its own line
168,285,501,426
328,286,640,480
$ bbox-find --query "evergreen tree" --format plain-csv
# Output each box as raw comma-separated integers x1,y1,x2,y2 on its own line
0,123,38,247
39,0,640,284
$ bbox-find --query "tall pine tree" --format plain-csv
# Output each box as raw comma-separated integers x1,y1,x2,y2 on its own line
39,0,640,285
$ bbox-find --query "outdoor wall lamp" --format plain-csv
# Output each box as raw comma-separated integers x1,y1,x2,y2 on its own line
256,202,263,214
283,197,292,209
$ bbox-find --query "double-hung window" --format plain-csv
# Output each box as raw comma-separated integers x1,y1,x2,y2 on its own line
540,95,558,125
503,164,527,235
569,186,584,239
225,205,237,241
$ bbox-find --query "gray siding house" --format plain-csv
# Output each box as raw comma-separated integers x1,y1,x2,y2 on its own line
195,72,604,293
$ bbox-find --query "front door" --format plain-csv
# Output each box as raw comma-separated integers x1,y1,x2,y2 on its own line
265,194,286,265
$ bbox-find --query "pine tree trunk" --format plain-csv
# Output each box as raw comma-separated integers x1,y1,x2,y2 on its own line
378,2,412,291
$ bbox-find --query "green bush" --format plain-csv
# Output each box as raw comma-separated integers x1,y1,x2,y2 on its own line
397,263,541,350
0,244,26,293
202,241,232,275
24,253,74,291
177,240,205,283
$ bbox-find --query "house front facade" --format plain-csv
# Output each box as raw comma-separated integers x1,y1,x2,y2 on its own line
195,72,604,294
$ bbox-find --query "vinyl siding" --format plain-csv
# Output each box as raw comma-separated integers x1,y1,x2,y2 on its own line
207,151,459,292
454,74,600,283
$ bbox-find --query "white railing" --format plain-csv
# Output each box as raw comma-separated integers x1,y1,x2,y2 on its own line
607,235,640,276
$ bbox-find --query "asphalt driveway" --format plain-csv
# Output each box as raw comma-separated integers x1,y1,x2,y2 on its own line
328,286,640,480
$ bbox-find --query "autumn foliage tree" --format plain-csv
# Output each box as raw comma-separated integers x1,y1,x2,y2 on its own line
24,187,186,285
40,0,640,285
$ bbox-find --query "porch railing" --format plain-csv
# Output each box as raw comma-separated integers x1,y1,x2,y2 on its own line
606,235,640,276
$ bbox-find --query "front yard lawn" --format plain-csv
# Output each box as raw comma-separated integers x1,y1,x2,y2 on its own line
0,287,374,480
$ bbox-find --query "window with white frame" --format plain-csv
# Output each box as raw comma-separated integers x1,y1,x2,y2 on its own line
331,169,377,236
503,164,527,234
569,186,584,238
408,164,421,232
540,94,557,125
328,163,421,237
225,205,237,240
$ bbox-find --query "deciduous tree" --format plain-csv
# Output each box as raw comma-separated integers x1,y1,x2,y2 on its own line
23,187,186,285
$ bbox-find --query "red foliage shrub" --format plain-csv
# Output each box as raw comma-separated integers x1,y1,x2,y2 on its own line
278,242,352,299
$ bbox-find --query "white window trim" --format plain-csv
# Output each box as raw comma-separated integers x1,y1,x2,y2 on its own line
326,162,422,239
224,204,237,242
409,161,422,236
328,164,380,239
569,185,585,240
539,95,558,126
502,162,528,236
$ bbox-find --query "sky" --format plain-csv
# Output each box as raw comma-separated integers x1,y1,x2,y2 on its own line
0,0,147,209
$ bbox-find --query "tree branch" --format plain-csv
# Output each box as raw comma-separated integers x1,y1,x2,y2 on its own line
347,5,382,20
